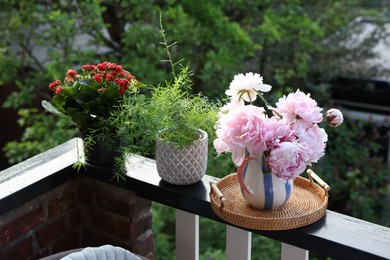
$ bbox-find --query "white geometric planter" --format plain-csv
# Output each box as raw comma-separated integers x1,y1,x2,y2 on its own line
156,129,208,185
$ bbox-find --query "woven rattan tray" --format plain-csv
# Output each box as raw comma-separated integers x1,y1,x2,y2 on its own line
209,170,329,230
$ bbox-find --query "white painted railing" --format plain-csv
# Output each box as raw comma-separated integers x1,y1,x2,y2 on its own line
175,210,308,260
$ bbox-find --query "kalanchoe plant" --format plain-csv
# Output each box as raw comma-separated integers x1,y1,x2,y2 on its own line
42,61,142,135
214,72,344,180
43,61,144,174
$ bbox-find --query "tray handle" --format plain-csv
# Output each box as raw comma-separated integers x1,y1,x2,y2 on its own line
209,182,226,210
307,169,330,197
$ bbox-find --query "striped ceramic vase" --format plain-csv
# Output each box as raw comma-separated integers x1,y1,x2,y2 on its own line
237,155,293,210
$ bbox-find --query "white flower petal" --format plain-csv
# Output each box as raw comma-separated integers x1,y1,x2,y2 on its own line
255,84,272,93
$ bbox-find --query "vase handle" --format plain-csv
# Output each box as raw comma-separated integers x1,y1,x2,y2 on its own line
237,157,253,195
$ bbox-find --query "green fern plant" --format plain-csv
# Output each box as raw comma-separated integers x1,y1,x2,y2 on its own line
113,17,218,160
148,67,218,148
152,17,218,147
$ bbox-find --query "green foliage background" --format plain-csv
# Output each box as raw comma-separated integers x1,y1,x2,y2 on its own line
1,0,389,259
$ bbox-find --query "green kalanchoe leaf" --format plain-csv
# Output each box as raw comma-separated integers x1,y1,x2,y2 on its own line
51,95,67,114
75,91,97,105
64,86,76,96
136,81,146,88
105,86,119,100
41,100,67,117
67,106,80,116
71,111,90,125
78,79,95,88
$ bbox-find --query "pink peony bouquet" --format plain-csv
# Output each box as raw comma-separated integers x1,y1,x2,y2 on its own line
214,72,343,180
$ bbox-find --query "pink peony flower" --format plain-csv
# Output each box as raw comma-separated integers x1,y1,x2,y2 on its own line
214,72,342,180
292,121,327,164
214,105,267,165
262,117,295,150
325,108,344,127
274,89,323,125
218,98,244,116
266,141,307,180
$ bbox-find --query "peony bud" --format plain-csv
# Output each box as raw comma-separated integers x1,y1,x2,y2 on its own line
325,108,344,127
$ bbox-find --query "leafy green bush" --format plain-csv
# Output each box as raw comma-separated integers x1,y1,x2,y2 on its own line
315,118,390,226
1,1,389,259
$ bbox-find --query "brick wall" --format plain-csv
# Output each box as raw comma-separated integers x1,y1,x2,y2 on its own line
0,177,154,260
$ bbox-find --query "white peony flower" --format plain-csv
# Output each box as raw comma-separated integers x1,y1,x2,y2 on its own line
225,72,272,103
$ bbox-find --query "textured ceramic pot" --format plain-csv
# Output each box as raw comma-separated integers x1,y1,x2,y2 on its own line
237,155,293,210
156,129,208,185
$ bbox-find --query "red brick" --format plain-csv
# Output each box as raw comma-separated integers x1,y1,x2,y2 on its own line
96,192,151,220
47,189,77,218
1,236,34,260
37,217,67,247
90,210,132,240
0,206,44,244
145,252,155,260
52,230,81,253
81,230,100,247
78,184,95,206
129,213,153,241
96,193,132,216
68,208,82,228
130,198,152,220
129,232,154,257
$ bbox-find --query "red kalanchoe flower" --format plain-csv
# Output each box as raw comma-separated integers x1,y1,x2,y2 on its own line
49,80,61,90
115,65,123,72
105,73,114,82
114,78,122,86
66,69,77,78
44,61,142,137
121,79,130,87
65,77,73,83
93,74,102,83
116,78,130,87
126,73,135,80
81,64,94,71
119,87,127,95
108,62,115,69
55,86,64,94
97,61,108,71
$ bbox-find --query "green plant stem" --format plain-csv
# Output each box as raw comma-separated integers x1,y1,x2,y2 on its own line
159,14,184,77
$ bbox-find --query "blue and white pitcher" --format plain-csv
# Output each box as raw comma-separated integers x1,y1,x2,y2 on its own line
237,155,293,210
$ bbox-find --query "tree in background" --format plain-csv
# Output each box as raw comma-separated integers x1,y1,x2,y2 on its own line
2,0,388,162
1,1,389,259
